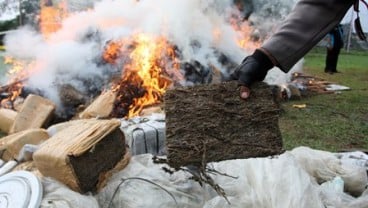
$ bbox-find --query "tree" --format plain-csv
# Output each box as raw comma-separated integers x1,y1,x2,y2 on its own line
0,0,40,27
0,0,19,13
0,0,19,32
19,0,40,26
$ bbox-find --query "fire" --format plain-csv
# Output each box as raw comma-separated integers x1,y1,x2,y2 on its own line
107,34,181,118
0,0,68,109
4,56,25,76
0,80,24,109
3,56,36,83
1,57,27,109
235,23,260,49
228,14,261,50
103,41,123,64
39,0,68,38
0,1,264,119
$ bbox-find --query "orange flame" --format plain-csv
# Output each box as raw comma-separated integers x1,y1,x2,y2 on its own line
228,15,261,50
39,0,68,38
108,34,181,118
1,57,27,109
4,56,25,76
0,0,69,108
103,41,123,64
0,80,24,109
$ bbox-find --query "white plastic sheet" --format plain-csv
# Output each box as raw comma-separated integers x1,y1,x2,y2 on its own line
290,146,368,196
202,153,325,208
97,154,206,208
39,147,368,208
97,152,326,208
40,178,99,208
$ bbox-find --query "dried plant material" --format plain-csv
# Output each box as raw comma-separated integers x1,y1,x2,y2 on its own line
165,81,283,168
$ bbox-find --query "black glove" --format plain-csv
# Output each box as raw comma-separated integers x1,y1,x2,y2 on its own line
230,49,274,87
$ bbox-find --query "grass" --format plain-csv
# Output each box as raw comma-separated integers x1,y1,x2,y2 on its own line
280,47,368,152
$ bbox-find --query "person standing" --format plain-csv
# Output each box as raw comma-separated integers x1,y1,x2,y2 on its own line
325,24,344,74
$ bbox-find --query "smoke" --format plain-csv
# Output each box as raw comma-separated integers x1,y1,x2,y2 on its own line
4,0,245,108
249,0,298,40
3,0,300,112
4,27,45,60
249,0,301,84
264,59,304,85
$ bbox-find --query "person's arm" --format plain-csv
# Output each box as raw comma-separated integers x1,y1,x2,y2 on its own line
231,0,355,99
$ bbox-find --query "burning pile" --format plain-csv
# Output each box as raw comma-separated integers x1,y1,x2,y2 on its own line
1,0,261,121
106,34,180,118
0,1,330,203
0,0,268,196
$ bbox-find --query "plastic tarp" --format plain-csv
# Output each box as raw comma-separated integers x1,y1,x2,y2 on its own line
40,178,99,208
97,154,205,208
290,147,368,196
42,146,368,207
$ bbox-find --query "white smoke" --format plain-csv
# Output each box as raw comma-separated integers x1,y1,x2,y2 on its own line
250,0,302,85
249,0,298,40
4,0,248,108
3,0,300,112
265,59,304,85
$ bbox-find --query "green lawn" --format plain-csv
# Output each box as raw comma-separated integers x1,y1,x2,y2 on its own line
280,48,368,152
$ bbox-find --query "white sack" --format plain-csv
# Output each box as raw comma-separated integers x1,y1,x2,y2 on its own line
97,154,207,208
97,153,325,208
40,178,99,208
39,147,368,208
203,152,325,208
290,146,368,196
319,176,368,208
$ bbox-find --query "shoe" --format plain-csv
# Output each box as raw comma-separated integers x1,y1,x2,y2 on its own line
324,69,334,74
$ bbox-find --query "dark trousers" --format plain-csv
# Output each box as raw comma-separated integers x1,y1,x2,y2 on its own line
325,47,341,72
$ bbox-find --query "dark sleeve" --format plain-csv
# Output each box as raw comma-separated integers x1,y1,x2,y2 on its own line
261,0,354,72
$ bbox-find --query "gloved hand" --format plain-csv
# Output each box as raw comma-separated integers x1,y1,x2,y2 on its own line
230,49,273,99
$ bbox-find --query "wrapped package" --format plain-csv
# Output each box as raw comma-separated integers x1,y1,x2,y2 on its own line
120,113,166,156
0,129,49,161
78,90,117,119
33,119,127,193
10,94,55,134
0,108,17,134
